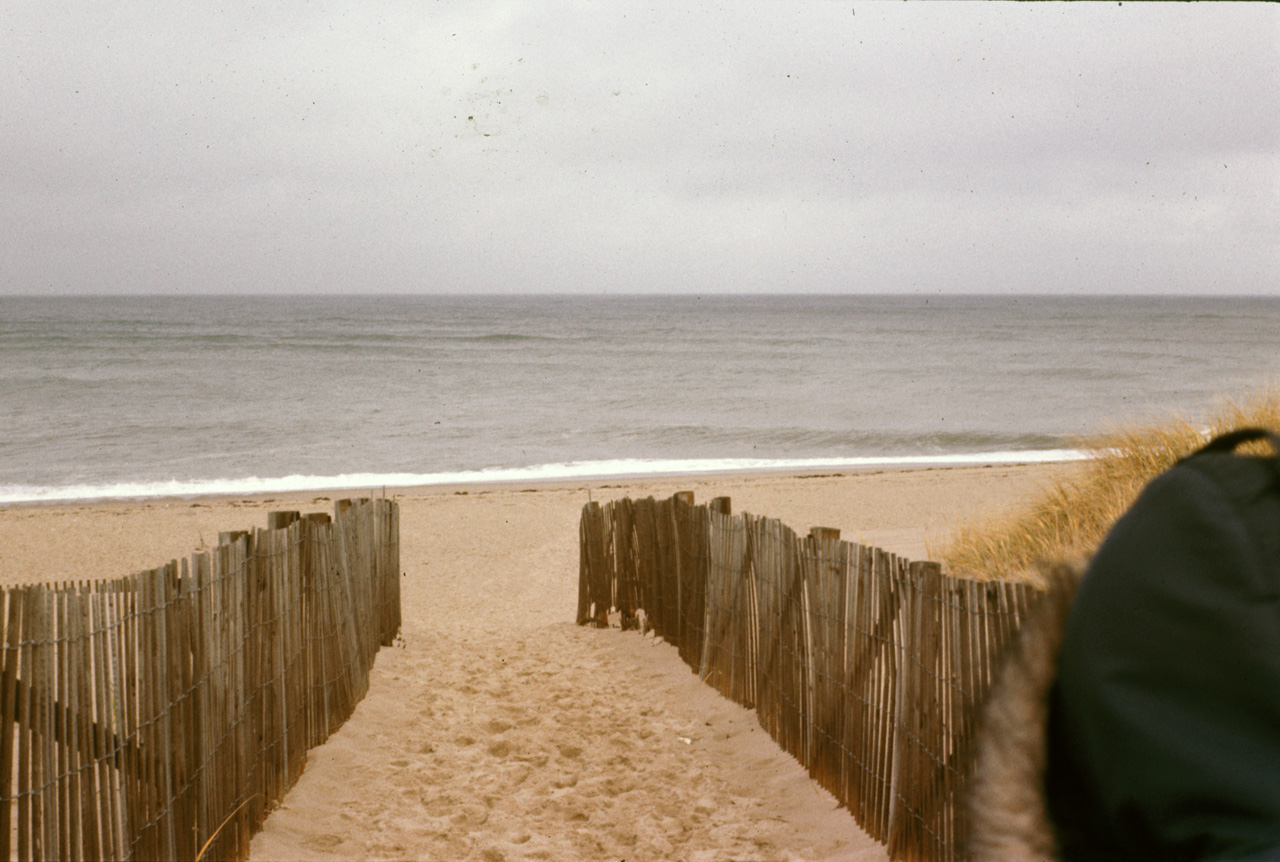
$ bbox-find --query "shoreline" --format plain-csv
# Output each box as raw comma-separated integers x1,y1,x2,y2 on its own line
0,456,1079,509
0,461,1077,587
0,448,1088,508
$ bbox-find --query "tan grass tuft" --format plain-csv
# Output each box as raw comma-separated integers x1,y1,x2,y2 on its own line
941,386,1280,584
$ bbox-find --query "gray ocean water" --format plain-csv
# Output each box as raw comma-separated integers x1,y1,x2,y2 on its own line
2,294,1278,503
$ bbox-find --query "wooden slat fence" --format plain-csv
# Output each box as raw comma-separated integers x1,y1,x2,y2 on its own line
0,497,400,862
577,492,1038,862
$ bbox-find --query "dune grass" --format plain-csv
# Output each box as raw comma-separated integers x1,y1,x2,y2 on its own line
941,387,1280,584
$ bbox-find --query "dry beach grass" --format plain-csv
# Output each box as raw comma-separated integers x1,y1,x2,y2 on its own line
941,388,1280,584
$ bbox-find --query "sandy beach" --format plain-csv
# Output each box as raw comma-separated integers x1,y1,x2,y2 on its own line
0,463,1073,861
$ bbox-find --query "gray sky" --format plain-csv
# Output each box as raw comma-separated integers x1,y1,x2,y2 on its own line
2,2,1277,296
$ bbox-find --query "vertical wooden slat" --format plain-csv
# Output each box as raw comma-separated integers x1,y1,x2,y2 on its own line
246,530,265,838
958,579,976,850
138,569,159,862
218,539,241,862
132,572,151,862
868,548,889,841
577,504,595,625
283,520,300,792
881,555,898,842
732,514,751,707
77,585,95,862
915,562,933,859
61,590,80,862
35,589,55,855
257,529,275,820
0,589,21,862
125,575,146,861
272,524,289,807
917,562,944,859
845,543,867,823
235,533,254,860
305,518,324,747
93,583,108,860
68,586,95,862
190,551,211,859
210,547,231,862
941,577,958,858
265,525,279,814
800,533,821,785
314,521,336,742
742,515,759,710
114,581,133,855
293,517,307,784
39,589,59,862
163,563,184,862
17,589,34,862
55,590,71,862
867,544,886,838
299,519,315,753
217,540,238,860
896,554,912,859
831,536,848,806
93,584,120,860
18,589,34,862
159,565,179,862
864,547,880,839
767,517,787,754
792,523,810,768
180,558,199,861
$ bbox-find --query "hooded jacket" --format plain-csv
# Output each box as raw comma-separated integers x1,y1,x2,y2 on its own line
967,432,1280,862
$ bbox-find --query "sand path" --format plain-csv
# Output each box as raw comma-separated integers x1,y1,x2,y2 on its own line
248,482,896,861
245,465,1069,861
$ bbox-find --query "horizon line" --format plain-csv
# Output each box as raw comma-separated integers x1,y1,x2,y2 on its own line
3,290,1278,300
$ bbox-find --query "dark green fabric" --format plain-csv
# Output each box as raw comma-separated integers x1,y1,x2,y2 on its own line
1046,444,1280,861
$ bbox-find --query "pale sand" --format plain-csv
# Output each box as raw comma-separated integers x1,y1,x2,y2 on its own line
0,463,1074,861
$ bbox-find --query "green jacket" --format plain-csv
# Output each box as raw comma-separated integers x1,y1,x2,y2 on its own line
1046,436,1280,860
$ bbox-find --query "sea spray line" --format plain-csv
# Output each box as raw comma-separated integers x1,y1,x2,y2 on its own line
0,449,1088,504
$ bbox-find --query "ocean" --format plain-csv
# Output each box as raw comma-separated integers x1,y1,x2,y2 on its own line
2,294,1278,504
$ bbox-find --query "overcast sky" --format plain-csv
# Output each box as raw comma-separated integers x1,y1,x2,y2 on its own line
2,2,1277,296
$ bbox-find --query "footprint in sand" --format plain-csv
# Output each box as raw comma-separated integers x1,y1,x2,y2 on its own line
302,833,344,851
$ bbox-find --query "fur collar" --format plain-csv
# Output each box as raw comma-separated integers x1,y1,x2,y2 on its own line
966,564,1084,862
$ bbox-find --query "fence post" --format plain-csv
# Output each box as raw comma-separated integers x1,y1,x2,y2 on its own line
698,498,732,682
577,504,595,625
0,591,22,861
268,511,301,530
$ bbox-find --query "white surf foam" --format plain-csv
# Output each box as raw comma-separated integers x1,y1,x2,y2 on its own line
0,449,1087,505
